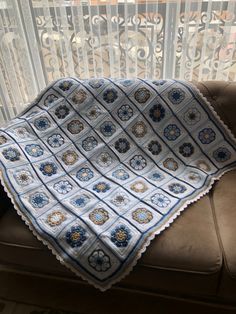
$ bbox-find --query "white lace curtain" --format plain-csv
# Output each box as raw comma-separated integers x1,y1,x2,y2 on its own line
0,0,235,123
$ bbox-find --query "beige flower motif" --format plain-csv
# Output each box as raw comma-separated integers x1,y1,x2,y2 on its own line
196,160,211,172
130,180,148,193
71,89,87,104
0,135,7,145
163,157,178,171
67,120,84,134
46,211,67,227
89,208,109,225
134,87,151,103
131,121,147,138
62,150,79,165
132,208,153,224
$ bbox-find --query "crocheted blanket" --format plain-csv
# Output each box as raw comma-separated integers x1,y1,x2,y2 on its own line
0,78,236,291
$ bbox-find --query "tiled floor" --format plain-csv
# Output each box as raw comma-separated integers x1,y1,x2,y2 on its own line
0,299,79,314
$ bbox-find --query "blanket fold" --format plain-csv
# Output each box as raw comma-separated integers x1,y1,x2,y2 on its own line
0,78,235,290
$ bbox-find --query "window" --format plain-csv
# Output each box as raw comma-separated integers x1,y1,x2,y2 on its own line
0,0,235,122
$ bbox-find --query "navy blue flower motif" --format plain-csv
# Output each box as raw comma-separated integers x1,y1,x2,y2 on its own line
67,119,84,134
39,162,57,176
112,168,130,181
103,88,118,103
70,194,90,208
66,225,87,248
25,144,44,157
93,182,110,193
198,128,216,144
100,121,116,137
183,108,201,125
111,225,132,247
44,94,58,106
148,171,165,182
168,88,185,104
134,87,151,103
213,147,231,162
164,124,181,141
76,168,94,182
34,117,51,131
30,192,49,208
55,105,70,119
168,183,186,194
82,136,98,151
148,140,162,155
59,80,73,91
117,105,133,121
47,134,64,148
151,193,171,208
130,155,147,170
88,249,111,272
179,142,194,157
2,147,21,161
149,104,165,122
88,78,105,89
115,138,130,153
152,80,166,86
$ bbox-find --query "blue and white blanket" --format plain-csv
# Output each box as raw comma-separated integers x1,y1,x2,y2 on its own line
0,78,236,290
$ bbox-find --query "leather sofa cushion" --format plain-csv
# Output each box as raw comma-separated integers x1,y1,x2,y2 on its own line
195,81,236,301
0,194,222,297
211,170,236,300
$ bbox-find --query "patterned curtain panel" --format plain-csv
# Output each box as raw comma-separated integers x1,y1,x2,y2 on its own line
0,0,235,123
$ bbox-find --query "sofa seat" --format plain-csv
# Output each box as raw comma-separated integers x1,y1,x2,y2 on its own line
212,170,236,300
0,194,223,297
0,81,236,309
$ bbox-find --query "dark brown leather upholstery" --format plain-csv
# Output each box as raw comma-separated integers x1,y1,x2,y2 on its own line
212,170,236,300
0,180,12,218
196,81,236,137
0,196,222,296
0,81,236,312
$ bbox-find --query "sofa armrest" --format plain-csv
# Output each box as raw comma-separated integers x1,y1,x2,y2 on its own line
211,170,236,300
195,81,236,137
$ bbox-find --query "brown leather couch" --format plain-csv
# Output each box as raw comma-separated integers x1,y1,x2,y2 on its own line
0,81,236,314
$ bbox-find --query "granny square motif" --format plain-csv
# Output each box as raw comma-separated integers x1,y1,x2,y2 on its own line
0,78,236,290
